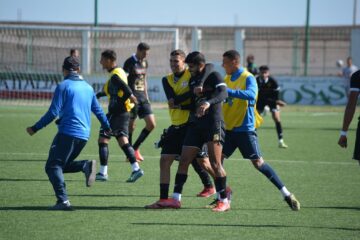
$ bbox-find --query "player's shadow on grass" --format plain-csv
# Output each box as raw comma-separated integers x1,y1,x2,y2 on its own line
0,178,81,182
132,222,360,232
0,159,45,162
0,206,148,211
69,194,159,198
303,206,360,211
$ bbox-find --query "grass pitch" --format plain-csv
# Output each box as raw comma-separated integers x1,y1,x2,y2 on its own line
0,104,359,240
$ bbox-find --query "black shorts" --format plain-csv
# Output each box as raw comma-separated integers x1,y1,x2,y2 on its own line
161,124,188,155
130,100,153,119
257,98,278,113
183,120,225,149
100,112,130,139
222,130,262,160
354,117,360,161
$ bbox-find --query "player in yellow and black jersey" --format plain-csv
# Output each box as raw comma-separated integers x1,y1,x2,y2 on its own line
96,50,144,183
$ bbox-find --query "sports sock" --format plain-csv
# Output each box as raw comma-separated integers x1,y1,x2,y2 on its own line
98,143,108,166
280,186,291,198
133,128,151,150
100,165,108,175
258,163,284,190
131,162,140,172
129,132,133,145
214,176,227,199
173,173,188,196
275,121,283,140
160,183,170,199
121,143,137,164
191,160,212,188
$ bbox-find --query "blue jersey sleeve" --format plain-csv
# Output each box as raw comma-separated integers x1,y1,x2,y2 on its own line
227,75,257,101
91,94,110,129
33,85,63,131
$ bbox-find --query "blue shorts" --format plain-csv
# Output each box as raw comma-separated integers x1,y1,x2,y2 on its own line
222,130,262,160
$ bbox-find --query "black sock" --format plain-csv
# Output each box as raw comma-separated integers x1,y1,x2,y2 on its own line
121,143,137,164
133,128,151,150
160,183,170,199
98,143,109,166
174,173,188,194
214,176,227,199
191,160,212,188
129,133,133,145
275,121,283,140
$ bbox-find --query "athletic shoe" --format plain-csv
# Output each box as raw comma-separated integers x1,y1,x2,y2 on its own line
279,141,288,148
145,198,181,209
95,172,108,181
226,186,233,203
197,186,216,198
284,194,300,211
134,149,144,161
212,201,231,212
126,169,144,183
49,200,72,211
205,198,218,209
83,160,96,187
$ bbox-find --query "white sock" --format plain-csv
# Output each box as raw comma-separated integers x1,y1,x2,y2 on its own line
100,165,108,175
219,197,229,204
279,139,284,144
280,186,291,198
173,193,181,201
131,162,140,172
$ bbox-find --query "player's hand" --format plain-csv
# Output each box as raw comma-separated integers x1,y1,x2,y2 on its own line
26,127,35,136
338,135,347,148
196,101,210,117
130,94,138,104
276,100,287,107
103,127,112,137
193,86,203,97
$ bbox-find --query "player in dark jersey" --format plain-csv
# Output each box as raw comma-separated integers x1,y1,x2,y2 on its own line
256,65,288,148
96,50,144,183
162,51,230,212
338,70,360,165
123,42,155,161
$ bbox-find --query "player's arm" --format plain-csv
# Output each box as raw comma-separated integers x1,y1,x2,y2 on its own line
91,93,111,133
227,75,257,100
111,74,134,102
193,63,215,96
27,85,63,135
162,77,191,107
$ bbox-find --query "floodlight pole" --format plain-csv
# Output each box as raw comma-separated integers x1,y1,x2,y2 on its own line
304,0,310,76
354,0,358,26
94,0,99,73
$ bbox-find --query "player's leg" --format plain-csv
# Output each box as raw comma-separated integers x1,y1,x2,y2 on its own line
354,118,360,165
270,102,288,148
128,106,138,146
192,155,215,198
96,134,110,181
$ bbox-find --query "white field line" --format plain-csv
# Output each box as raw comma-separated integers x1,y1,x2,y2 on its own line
0,152,355,166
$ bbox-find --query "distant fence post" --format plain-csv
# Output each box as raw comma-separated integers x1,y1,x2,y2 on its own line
351,29,360,67
235,29,245,65
82,30,91,74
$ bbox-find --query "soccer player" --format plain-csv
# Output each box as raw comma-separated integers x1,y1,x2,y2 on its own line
340,57,358,96
96,50,144,183
256,65,288,148
70,49,80,58
221,50,300,211
26,56,110,210
123,42,155,161
246,54,258,76
163,51,230,212
145,50,215,209
338,70,360,165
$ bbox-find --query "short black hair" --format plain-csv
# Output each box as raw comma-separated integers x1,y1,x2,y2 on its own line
259,65,269,72
185,51,206,65
170,49,186,58
223,50,240,61
62,56,80,71
137,42,150,51
101,49,117,61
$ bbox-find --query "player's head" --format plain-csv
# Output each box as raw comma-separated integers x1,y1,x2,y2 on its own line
246,54,255,64
70,49,80,58
136,42,150,60
62,56,80,75
347,56,353,66
100,49,117,70
170,49,186,74
259,65,270,79
222,50,241,75
185,51,206,76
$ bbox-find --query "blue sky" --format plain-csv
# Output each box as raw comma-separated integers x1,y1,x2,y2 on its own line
0,0,359,26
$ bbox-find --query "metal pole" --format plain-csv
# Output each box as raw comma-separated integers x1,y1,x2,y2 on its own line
354,0,358,26
94,0,98,27
304,0,310,76
94,0,99,73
